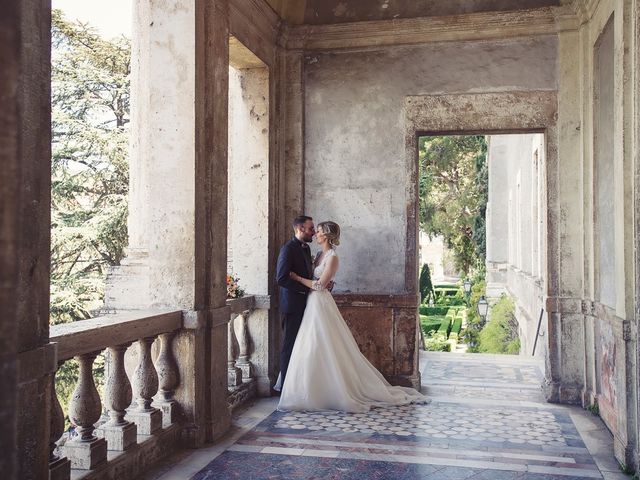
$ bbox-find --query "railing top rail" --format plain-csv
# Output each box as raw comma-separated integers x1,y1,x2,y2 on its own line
50,309,182,362
226,295,256,314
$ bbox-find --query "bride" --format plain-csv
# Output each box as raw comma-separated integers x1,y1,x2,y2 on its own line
278,221,427,412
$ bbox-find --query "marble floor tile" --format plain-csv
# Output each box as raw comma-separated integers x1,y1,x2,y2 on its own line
146,353,631,480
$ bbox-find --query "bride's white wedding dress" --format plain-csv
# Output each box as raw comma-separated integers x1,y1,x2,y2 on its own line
278,248,427,412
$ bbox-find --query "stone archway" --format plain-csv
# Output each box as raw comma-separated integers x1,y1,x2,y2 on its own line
402,90,570,400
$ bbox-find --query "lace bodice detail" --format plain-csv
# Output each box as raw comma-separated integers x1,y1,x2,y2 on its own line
313,248,337,281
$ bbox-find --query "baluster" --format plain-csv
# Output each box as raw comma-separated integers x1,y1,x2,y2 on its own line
63,352,107,470
228,314,242,388
154,331,179,427
49,372,71,479
96,344,137,450
128,337,162,434
234,309,253,380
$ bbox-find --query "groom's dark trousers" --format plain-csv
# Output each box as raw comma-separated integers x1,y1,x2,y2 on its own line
276,237,313,388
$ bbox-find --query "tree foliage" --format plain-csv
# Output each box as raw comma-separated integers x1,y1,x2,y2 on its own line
418,135,488,275
477,295,520,354
418,263,435,303
51,9,130,325
51,11,130,421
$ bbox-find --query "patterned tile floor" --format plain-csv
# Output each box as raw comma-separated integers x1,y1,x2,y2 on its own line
145,352,630,480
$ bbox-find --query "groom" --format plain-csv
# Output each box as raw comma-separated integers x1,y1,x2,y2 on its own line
274,215,315,393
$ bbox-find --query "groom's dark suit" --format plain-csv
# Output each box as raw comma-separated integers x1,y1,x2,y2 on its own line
276,237,313,387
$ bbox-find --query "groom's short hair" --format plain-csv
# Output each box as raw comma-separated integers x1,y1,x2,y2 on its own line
293,215,313,229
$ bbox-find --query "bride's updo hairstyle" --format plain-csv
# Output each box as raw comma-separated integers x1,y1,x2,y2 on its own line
317,221,340,247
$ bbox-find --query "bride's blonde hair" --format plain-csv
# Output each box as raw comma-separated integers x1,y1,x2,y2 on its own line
317,221,340,246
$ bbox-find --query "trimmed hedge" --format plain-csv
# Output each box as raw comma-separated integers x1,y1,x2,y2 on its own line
419,305,450,316
451,317,463,336
420,315,445,335
437,317,452,338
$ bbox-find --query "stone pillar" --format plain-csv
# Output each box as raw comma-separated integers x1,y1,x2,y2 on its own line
195,0,232,441
0,1,21,478
544,28,585,405
8,1,57,479
100,0,231,447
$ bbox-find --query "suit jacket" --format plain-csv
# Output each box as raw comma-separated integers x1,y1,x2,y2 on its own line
276,237,313,315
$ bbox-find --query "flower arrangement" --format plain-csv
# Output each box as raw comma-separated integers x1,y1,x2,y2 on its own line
226,273,245,299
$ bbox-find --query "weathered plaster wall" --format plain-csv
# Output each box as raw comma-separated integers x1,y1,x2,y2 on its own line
228,66,270,295
574,0,637,468
305,36,557,294
594,17,616,309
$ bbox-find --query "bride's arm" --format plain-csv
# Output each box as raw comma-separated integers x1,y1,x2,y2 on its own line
290,256,338,291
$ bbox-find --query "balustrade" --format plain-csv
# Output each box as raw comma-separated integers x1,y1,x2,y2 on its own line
46,300,266,478
49,310,182,477
226,296,260,409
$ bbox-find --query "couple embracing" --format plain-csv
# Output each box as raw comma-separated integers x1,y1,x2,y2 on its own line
274,215,427,412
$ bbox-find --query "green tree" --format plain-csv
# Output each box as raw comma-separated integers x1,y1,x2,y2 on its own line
418,135,488,275
51,10,130,419
419,263,435,303
51,9,130,325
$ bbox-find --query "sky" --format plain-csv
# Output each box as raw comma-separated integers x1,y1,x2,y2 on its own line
52,0,132,38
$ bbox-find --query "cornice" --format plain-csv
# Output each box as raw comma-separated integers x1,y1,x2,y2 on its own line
282,6,580,51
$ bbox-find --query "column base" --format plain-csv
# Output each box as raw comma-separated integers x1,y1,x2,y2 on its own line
49,456,71,480
154,400,179,428
228,367,242,387
237,361,253,380
96,421,137,451
63,437,107,470
126,408,162,435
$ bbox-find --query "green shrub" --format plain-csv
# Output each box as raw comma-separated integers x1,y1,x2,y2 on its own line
419,305,449,316
477,294,520,354
420,315,444,336
437,317,452,337
419,263,435,303
451,317,463,336
424,335,451,352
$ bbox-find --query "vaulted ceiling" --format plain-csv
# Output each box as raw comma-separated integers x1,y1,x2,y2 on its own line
264,0,562,25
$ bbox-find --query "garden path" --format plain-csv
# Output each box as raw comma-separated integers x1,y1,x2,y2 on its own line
145,352,629,480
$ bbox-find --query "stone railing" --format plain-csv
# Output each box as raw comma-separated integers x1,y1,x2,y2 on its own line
226,295,257,409
49,310,182,479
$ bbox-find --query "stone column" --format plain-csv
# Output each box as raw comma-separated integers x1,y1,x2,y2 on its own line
105,0,232,447
195,0,232,442
544,28,585,405
8,1,57,478
0,1,21,478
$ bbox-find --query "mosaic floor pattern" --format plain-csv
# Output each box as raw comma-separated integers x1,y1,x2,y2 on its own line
147,353,629,480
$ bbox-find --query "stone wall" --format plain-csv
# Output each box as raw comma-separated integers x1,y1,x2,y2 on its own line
573,0,638,466
304,36,557,294
485,134,547,357
228,66,270,296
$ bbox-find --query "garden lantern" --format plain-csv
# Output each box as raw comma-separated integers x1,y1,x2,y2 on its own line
463,279,472,295
477,295,489,324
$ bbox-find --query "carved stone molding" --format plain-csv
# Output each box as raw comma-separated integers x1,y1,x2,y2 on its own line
283,6,579,51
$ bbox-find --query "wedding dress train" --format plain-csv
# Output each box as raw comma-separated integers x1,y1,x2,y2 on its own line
278,249,427,412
